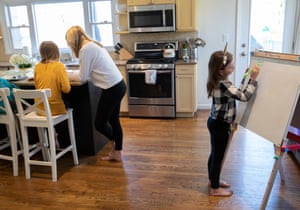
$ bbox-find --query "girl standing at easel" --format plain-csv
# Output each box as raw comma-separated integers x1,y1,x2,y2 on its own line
206,43,260,197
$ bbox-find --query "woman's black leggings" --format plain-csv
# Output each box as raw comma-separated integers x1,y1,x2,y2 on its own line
95,80,126,150
207,117,231,189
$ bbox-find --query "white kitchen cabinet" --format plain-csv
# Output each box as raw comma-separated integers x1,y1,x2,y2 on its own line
175,0,197,31
127,0,175,6
176,64,197,117
115,12,129,34
118,65,129,113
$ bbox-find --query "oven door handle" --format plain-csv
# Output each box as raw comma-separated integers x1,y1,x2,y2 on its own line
127,70,172,74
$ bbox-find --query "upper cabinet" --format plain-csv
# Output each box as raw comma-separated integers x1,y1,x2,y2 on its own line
127,0,175,6
115,0,129,33
176,0,197,31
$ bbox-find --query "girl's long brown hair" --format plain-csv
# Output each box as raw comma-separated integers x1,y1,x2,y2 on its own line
65,25,103,58
39,41,60,63
206,51,233,97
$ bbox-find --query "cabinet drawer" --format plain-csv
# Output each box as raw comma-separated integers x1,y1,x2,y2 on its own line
176,65,196,74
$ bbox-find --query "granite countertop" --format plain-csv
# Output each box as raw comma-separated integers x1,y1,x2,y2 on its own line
114,60,128,66
1,59,196,69
176,59,197,65
0,62,14,70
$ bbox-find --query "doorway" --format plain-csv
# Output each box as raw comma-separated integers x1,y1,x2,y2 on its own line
235,0,298,84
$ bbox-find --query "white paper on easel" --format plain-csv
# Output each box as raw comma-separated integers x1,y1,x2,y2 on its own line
235,72,252,124
239,56,300,147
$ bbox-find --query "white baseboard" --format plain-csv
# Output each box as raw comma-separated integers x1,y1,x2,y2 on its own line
197,104,210,110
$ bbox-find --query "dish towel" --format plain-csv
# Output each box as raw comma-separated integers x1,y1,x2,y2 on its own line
145,70,157,85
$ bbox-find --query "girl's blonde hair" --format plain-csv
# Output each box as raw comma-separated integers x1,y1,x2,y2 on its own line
65,25,103,58
39,41,60,63
206,50,233,97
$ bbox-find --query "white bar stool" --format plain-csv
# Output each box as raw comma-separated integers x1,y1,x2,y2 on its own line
0,88,22,176
13,88,79,182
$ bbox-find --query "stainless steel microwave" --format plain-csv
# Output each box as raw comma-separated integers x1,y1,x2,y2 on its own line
128,4,176,33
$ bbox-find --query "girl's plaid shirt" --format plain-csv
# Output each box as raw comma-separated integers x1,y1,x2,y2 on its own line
210,78,258,124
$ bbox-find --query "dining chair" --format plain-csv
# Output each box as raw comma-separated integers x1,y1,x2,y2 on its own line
0,88,22,176
13,88,79,182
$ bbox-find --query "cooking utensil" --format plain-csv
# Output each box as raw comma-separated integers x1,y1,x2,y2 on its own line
194,38,206,47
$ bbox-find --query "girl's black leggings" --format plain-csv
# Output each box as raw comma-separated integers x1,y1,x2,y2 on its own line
207,117,231,189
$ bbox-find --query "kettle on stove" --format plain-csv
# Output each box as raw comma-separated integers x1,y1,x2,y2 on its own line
162,43,176,58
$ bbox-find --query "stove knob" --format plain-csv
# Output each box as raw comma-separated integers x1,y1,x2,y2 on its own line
126,64,133,69
142,64,151,69
163,64,169,69
152,64,162,69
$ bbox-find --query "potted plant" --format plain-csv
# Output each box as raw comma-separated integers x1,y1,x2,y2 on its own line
9,54,32,69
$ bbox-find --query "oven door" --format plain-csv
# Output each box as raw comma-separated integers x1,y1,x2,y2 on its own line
127,69,175,105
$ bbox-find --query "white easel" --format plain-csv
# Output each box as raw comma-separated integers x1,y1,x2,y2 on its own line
224,53,300,209
259,87,300,209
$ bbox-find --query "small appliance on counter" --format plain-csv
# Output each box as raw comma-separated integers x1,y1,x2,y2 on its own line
162,43,176,59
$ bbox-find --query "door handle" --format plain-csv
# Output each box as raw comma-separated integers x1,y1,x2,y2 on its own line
241,52,247,56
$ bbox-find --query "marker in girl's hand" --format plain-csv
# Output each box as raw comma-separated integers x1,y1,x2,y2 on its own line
243,68,253,78
244,64,258,78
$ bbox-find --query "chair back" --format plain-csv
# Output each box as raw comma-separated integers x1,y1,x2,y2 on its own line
0,88,14,122
13,89,52,122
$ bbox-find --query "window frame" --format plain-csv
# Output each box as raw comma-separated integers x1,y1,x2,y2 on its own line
0,0,118,55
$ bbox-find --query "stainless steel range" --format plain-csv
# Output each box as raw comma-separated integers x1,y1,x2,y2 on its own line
126,40,178,118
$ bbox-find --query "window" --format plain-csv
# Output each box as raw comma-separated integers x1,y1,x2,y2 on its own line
5,5,31,53
250,0,286,52
250,0,300,54
33,2,85,49
89,0,114,46
0,0,117,57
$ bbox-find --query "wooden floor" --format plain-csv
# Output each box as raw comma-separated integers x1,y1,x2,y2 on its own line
1,110,300,210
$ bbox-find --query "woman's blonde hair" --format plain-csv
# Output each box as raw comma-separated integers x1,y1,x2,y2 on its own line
65,25,103,58
206,50,233,97
39,41,60,63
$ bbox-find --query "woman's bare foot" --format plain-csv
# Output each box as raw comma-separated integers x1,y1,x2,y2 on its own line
210,188,233,197
101,150,122,161
208,180,230,188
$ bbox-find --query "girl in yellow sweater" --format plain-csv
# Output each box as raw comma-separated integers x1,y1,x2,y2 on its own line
34,41,71,148
34,41,71,115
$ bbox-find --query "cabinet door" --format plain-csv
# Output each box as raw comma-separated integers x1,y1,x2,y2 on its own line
118,65,128,113
176,0,197,31
176,64,197,115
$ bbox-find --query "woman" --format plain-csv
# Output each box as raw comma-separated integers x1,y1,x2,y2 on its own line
65,26,126,161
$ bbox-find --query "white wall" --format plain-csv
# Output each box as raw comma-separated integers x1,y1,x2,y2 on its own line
196,0,237,109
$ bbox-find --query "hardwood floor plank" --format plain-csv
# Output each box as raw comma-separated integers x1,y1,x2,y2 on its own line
0,110,300,209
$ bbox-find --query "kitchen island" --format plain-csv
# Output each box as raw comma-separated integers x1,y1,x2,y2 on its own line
1,70,108,156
